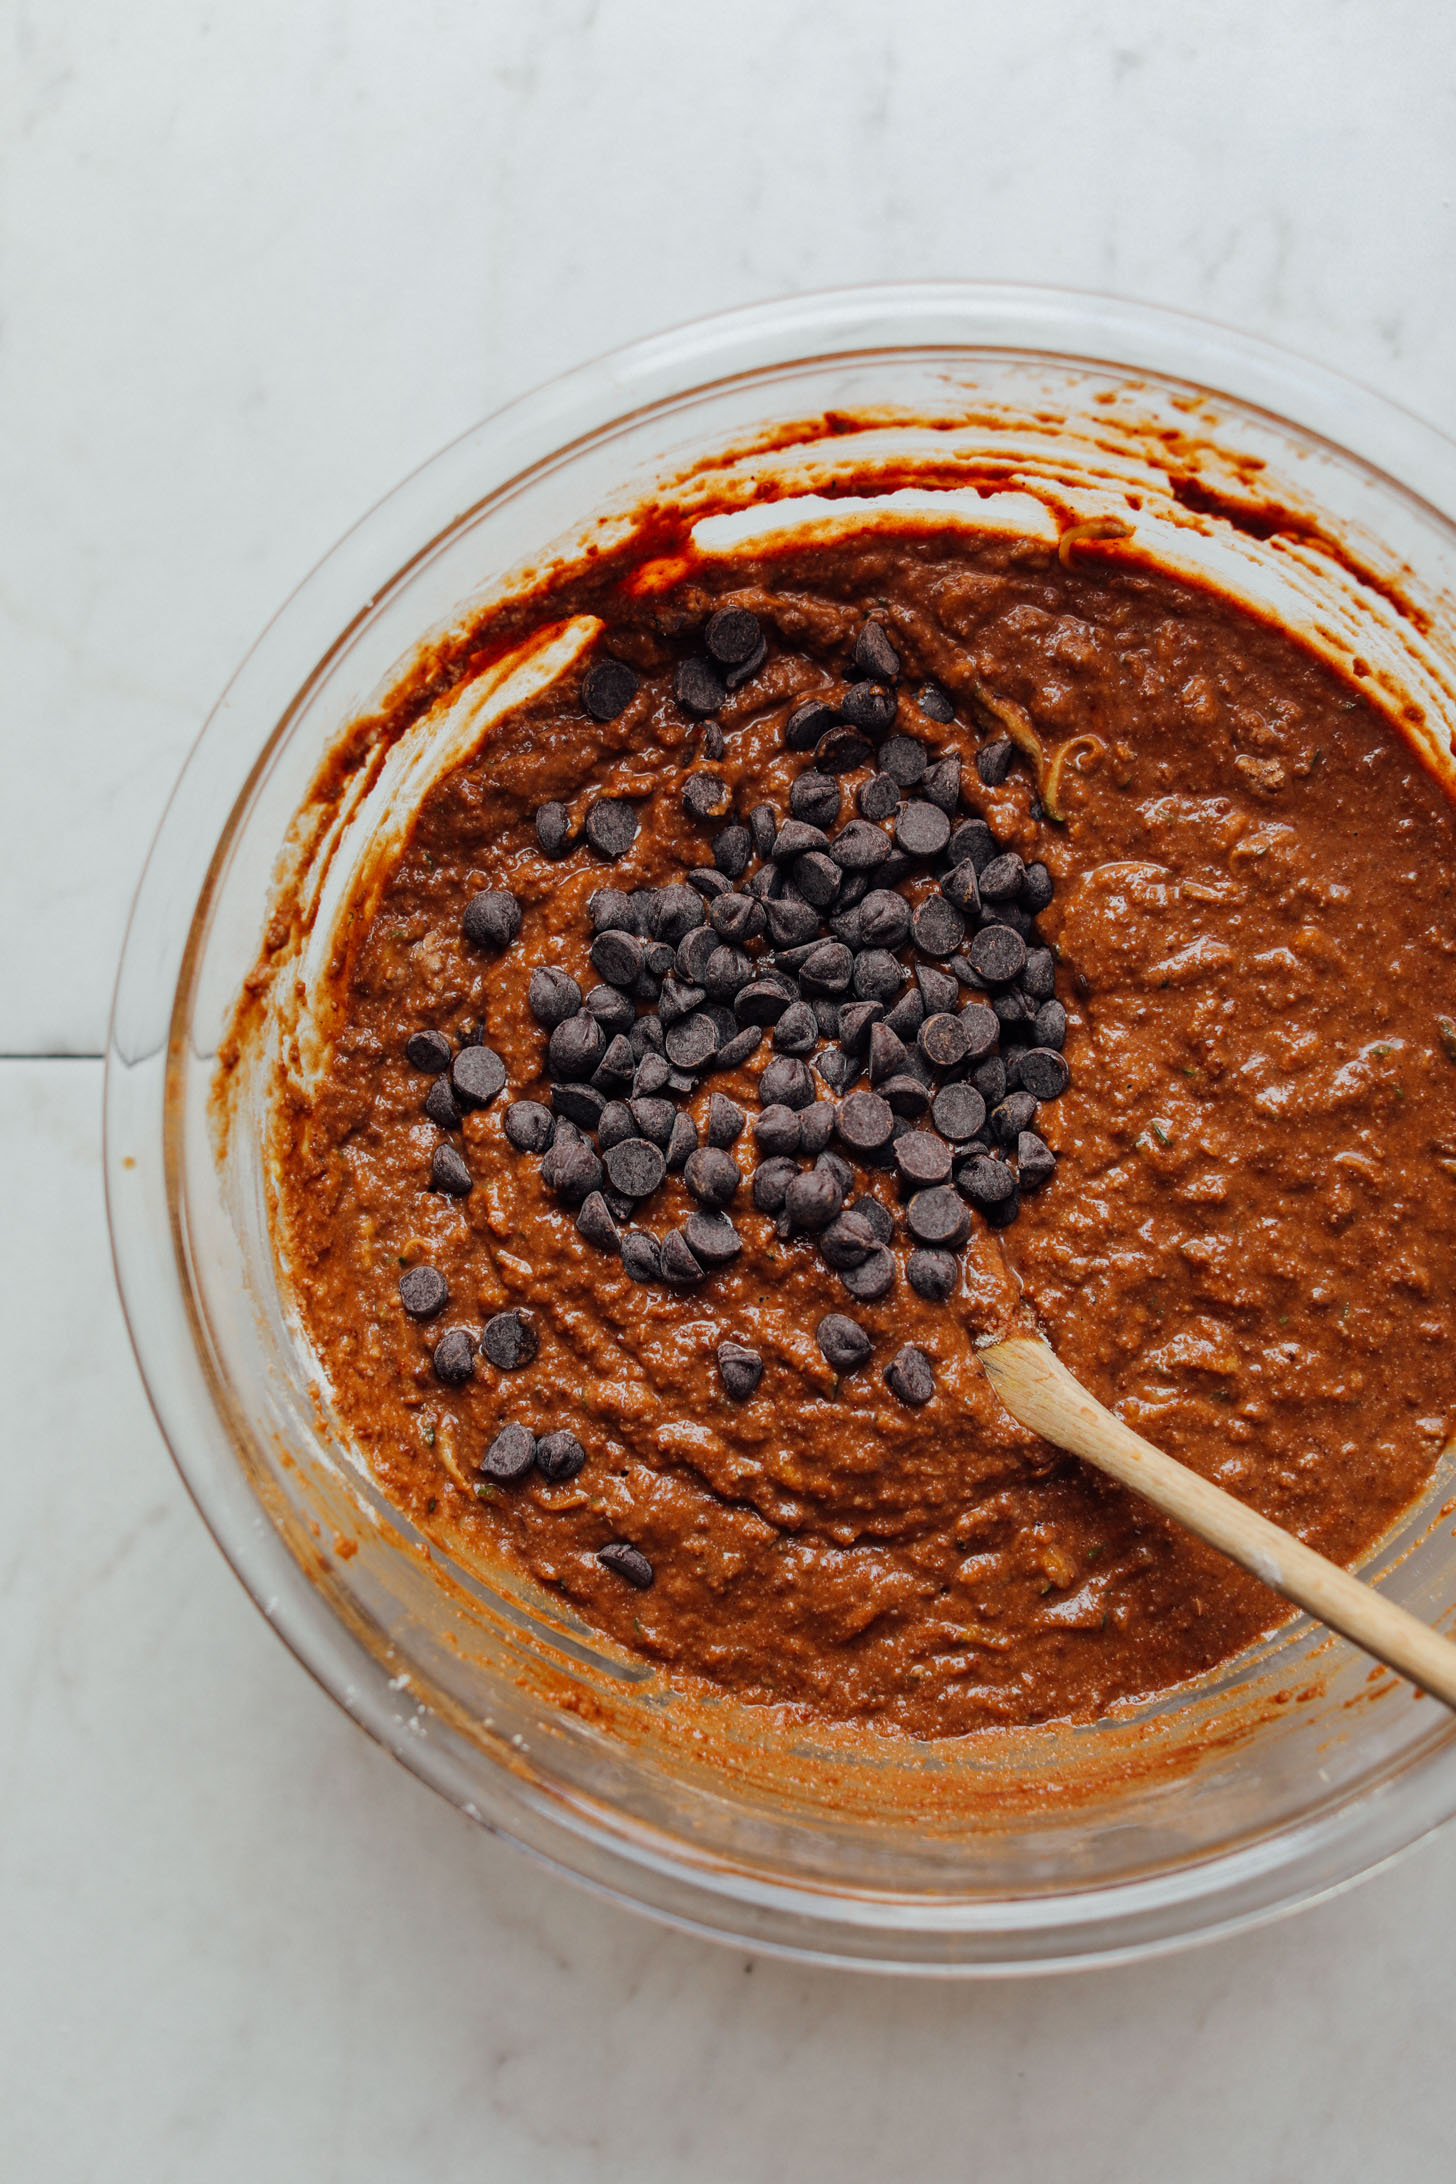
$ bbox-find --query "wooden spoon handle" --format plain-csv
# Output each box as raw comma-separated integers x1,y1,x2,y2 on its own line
979,1334,1456,1710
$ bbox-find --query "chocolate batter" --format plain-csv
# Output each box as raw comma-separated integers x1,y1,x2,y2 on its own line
271,526,1456,1737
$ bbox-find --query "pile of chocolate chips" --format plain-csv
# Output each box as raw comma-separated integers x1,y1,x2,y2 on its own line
396,608,1073,1565
484,613,1067,1310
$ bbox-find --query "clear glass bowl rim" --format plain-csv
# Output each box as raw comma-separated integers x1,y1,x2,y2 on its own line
105,280,1456,1975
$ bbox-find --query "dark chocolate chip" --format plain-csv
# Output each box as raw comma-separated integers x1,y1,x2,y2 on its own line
684,1146,740,1207
660,1229,706,1286
785,698,838,752
837,998,883,1053
542,1137,603,1203
1033,999,1067,1052
816,1314,872,1372
589,888,638,935
856,892,910,954
503,1100,555,1154
838,1246,895,1302
462,890,521,951
971,1056,1007,1110
907,1249,958,1303
536,1429,586,1481
968,924,1027,985
705,606,763,666
851,620,901,681
716,1340,763,1401
991,1091,1039,1144
683,772,732,826
593,1031,636,1089
895,801,952,860
836,1089,894,1153
976,739,1015,787
816,723,876,771
406,1028,452,1073
734,980,789,1028
764,896,821,948
1021,861,1054,913
799,941,853,995
450,1044,506,1110
1017,1131,1057,1192
848,1193,894,1244
916,1013,967,1071
883,986,925,1042
482,1309,538,1371
751,1155,798,1214
771,818,829,865
790,771,842,829
548,1014,605,1082
1022,949,1056,1005
683,1210,742,1265
931,1083,986,1143
957,1153,1017,1208
814,1047,860,1096
399,1265,448,1320
664,1012,721,1071
424,1076,463,1129
431,1143,473,1196
869,1021,910,1084
582,657,638,721
885,1343,935,1408
584,800,640,861
818,1210,878,1270
713,825,752,880
917,682,955,724
881,1073,931,1117
830,819,893,872
994,988,1034,1039
785,1167,843,1231
955,1003,997,1062
627,1097,675,1147
906,1185,971,1247
598,1540,653,1586
703,944,754,1001
746,806,779,865
621,1230,662,1283
675,657,727,716
529,967,582,1030
590,930,644,988
723,633,767,690
942,860,982,916
551,1083,606,1130
632,1042,670,1089
772,1000,818,1055
1018,1047,1071,1101
912,896,965,960
760,1055,815,1110
604,1136,668,1200
481,1421,537,1484
432,1327,476,1384
799,1102,836,1156
857,771,901,822
576,1191,621,1255
666,1111,699,1170
948,818,997,871
922,756,961,815
852,949,907,1004
705,1092,744,1148
754,1106,802,1158
654,885,707,943
597,1101,635,1150
916,964,960,1015
535,801,574,859
894,1131,953,1189
879,734,927,788
979,852,1025,904
790,851,840,910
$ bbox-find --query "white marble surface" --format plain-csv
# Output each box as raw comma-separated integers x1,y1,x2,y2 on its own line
6,2,1456,2174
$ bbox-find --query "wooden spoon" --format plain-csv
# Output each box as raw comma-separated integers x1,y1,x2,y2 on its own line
979,1332,1456,1710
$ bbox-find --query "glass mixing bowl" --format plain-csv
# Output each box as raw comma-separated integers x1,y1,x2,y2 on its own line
106,284,1456,1973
